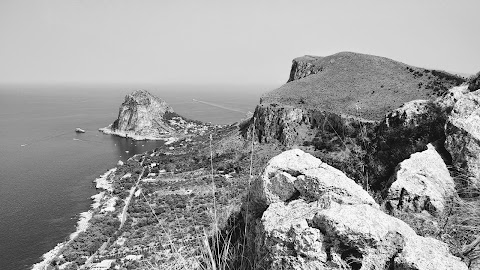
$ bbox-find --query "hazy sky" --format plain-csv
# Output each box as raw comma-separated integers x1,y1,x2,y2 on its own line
0,0,479,85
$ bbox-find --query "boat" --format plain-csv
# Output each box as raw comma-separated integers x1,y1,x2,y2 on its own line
75,128,86,133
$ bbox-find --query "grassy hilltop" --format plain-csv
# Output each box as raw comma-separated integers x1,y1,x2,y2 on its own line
262,51,465,120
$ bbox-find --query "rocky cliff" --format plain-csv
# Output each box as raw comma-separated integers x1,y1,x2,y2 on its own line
235,53,480,269
244,52,468,191
100,90,175,140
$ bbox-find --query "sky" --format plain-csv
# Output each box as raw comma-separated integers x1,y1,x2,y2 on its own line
0,0,479,86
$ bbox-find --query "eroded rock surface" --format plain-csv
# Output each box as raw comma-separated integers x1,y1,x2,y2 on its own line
468,72,480,92
288,55,325,82
251,149,378,212
445,89,480,183
385,144,455,215
250,149,467,270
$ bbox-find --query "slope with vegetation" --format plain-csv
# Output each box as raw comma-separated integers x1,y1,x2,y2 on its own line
264,51,465,120
40,54,480,270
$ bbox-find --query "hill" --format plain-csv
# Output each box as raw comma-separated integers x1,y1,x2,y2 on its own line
262,51,465,120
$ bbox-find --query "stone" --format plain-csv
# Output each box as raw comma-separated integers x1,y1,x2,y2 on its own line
250,149,467,270
385,144,456,215
251,149,378,212
445,89,480,183
255,200,329,270
254,199,467,270
468,72,480,92
436,84,470,112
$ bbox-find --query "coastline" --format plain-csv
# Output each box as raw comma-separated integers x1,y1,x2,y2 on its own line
31,168,118,270
99,125,177,144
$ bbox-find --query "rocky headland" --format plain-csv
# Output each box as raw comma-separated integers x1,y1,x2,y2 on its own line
39,54,480,270
100,89,214,142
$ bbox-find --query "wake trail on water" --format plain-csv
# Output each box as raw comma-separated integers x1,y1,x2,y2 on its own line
20,130,104,146
72,138,104,144
20,131,72,146
193,99,247,114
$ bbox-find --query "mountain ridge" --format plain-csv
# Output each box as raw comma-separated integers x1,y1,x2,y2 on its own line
263,51,465,120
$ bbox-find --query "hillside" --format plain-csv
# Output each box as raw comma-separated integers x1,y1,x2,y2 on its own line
262,51,465,120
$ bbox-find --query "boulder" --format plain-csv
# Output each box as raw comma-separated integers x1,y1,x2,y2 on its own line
445,90,480,184
250,150,467,270
436,84,470,112
255,200,329,270
251,149,378,213
255,197,467,270
385,144,456,215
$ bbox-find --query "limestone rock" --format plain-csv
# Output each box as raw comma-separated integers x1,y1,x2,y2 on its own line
255,198,467,270
315,204,466,270
468,72,480,92
436,84,470,112
251,103,376,147
100,90,174,140
255,200,329,270
250,149,467,270
251,149,378,211
288,55,324,82
445,89,480,183
385,144,455,215
384,99,432,128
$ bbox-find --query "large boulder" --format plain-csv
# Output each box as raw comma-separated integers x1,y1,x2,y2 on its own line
385,144,456,215
250,149,378,213
445,90,480,184
250,150,467,270
254,194,467,270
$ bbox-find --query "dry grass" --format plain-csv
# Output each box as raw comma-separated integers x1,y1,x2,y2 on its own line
139,122,257,270
262,51,465,120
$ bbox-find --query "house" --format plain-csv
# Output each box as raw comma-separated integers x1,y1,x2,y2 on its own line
90,259,115,270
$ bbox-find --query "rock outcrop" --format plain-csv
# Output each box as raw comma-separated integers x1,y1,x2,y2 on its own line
385,144,456,215
250,149,378,213
248,149,467,270
100,90,174,140
468,72,480,92
445,89,480,184
288,55,324,82
368,99,447,190
251,103,376,146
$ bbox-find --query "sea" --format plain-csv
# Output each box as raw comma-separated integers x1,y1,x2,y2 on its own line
0,84,268,270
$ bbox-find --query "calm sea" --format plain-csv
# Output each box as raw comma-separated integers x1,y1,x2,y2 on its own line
0,84,267,270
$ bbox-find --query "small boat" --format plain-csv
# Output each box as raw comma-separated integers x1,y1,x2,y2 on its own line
75,128,86,133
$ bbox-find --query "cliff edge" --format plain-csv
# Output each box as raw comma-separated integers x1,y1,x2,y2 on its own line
263,51,464,120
